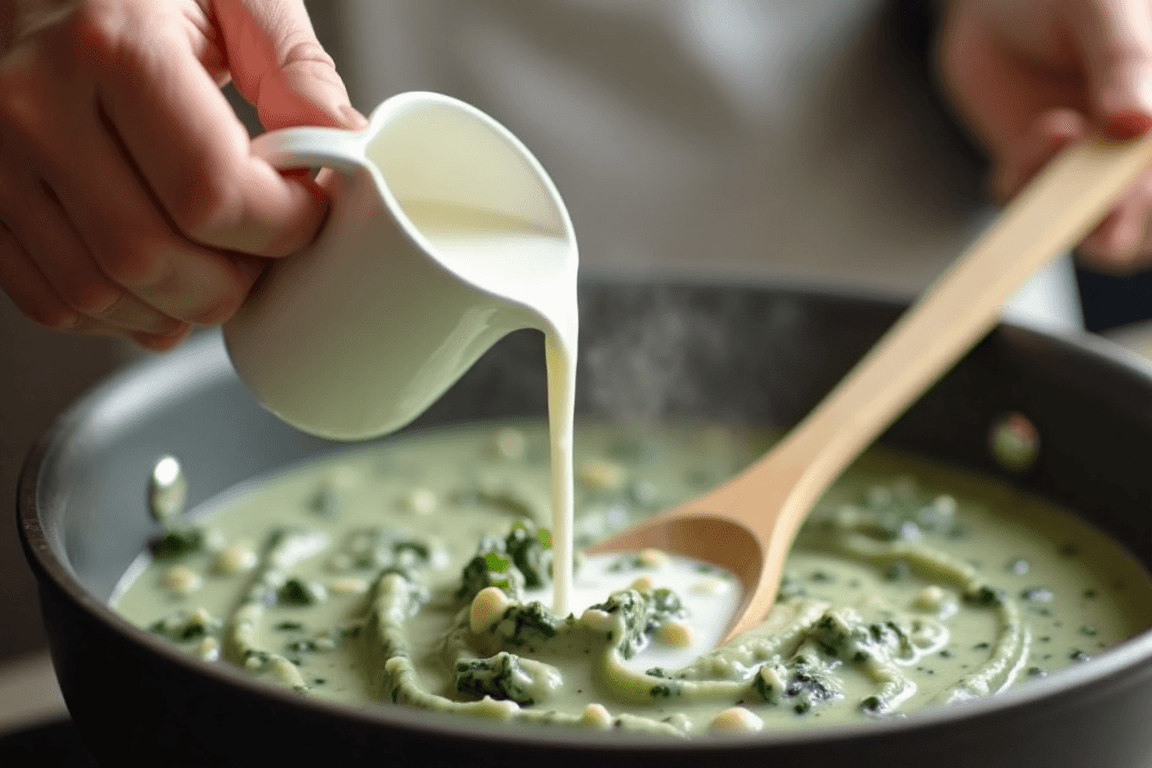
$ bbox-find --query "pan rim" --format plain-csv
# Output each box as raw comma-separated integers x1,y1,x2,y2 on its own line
18,276,1152,752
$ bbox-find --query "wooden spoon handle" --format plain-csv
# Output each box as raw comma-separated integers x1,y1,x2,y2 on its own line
749,134,1152,524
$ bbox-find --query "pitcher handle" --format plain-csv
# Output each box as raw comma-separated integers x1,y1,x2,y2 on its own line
250,126,368,176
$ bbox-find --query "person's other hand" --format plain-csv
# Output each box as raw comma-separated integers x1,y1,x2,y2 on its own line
0,0,366,349
940,0,1152,273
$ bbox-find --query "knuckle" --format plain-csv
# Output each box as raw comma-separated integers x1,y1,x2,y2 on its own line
67,1,130,68
0,62,50,144
281,38,337,72
169,170,242,245
96,240,167,289
61,282,120,317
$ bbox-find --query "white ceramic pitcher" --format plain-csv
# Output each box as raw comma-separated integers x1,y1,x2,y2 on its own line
224,92,578,440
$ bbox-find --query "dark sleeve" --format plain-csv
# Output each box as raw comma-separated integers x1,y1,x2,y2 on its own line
887,0,988,170
891,0,939,64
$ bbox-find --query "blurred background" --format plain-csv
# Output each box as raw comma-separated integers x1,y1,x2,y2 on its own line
1,0,1148,667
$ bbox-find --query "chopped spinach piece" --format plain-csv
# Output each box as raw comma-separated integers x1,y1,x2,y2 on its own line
964,586,1005,606
485,552,511,572
588,588,685,660
454,652,544,706
394,540,430,560
151,527,204,559
456,522,551,600
504,522,550,589
754,654,844,715
278,578,326,606
776,574,808,601
337,528,438,577
245,650,272,668
148,609,220,642
307,485,341,516
496,601,560,646
458,552,499,601
285,639,316,653
884,561,911,582
1021,587,1054,603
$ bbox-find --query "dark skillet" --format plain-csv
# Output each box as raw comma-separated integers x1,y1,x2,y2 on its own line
18,279,1152,768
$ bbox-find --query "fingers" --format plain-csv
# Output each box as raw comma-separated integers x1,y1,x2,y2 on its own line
940,2,1152,271
12,179,187,335
0,1,350,348
214,0,368,131
0,3,263,341
46,107,268,325
989,107,1152,272
0,218,78,330
937,6,1088,174
0,216,187,347
1069,0,1152,138
92,15,329,259
993,109,1087,202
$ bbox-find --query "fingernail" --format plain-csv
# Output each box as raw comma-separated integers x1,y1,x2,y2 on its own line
1104,76,1152,138
131,333,169,352
1107,109,1152,140
133,324,191,352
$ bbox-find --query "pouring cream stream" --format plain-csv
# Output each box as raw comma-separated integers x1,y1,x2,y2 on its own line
398,200,580,616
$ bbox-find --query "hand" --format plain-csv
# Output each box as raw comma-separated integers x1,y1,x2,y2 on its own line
0,0,366,349
939,0,1152,273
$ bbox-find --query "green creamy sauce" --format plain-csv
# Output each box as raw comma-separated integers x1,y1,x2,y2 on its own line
113,422,1152,737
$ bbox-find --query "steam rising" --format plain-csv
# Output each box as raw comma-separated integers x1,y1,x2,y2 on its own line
579,285,824,428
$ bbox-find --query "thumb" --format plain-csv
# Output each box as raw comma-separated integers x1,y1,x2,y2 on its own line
213,0,368,131
1073,0,1152,139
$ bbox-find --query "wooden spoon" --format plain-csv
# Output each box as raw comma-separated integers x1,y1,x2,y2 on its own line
588,133,1152,643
